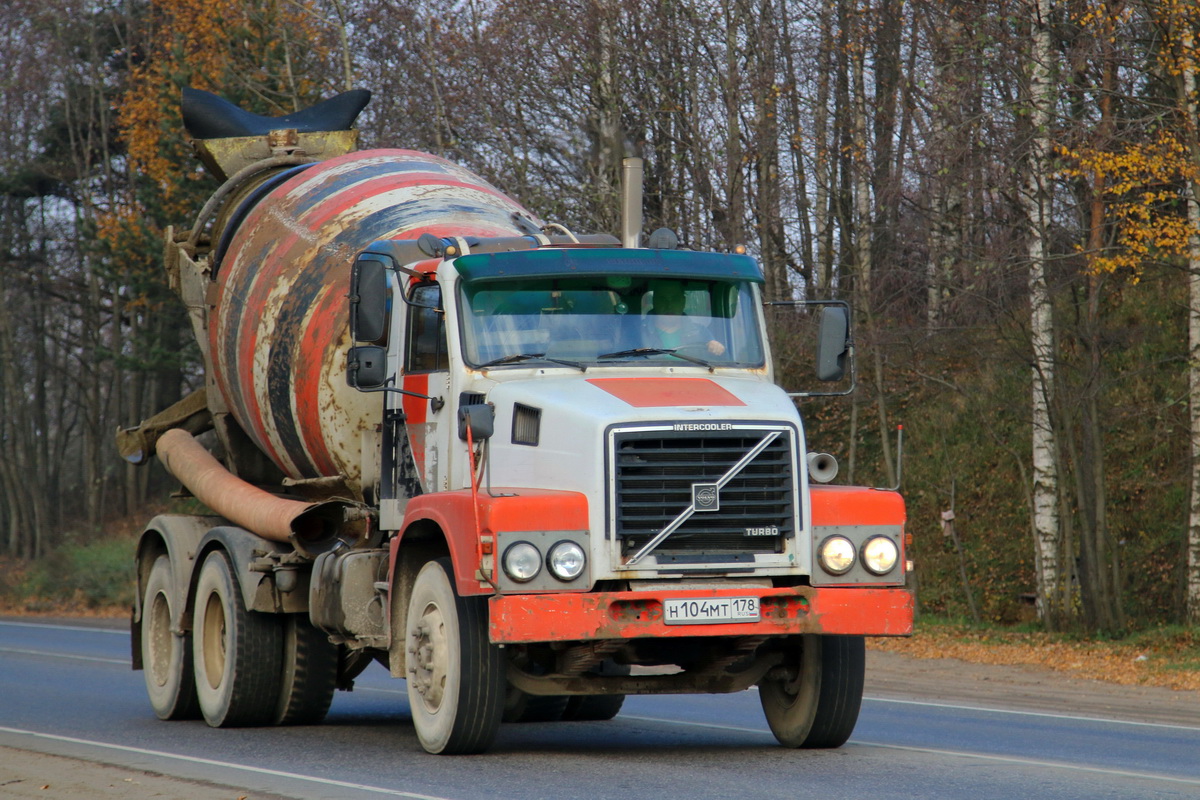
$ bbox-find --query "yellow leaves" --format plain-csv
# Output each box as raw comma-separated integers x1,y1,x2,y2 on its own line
120,0,334,204
1057,130,1200,276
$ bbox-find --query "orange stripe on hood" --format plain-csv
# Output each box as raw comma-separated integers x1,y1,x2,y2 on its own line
586,377,746,407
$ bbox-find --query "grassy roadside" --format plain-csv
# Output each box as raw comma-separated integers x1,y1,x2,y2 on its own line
871,617,1200,692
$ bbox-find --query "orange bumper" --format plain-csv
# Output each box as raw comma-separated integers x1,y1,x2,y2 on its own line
488,585,913,644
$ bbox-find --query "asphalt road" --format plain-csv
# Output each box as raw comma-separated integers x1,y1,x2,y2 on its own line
2,618,1199,800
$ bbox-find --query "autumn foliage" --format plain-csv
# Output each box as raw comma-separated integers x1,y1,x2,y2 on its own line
118,0,334,217
1059,131,1200,277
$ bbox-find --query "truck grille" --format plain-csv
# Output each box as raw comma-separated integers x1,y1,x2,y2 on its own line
613,428,796,557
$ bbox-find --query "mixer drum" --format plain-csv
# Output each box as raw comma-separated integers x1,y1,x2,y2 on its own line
209,149,537,489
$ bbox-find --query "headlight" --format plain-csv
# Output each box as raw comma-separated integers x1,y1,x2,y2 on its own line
502,541,542,582
546,540,586,581
861,536,899,575
817,535,856,575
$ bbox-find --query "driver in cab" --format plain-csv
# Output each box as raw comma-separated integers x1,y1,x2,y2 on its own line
644,282,726,356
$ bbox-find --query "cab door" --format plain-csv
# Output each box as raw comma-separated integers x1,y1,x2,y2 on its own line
398,281,449,492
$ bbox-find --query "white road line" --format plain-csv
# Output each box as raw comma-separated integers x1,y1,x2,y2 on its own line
622,714,1200,787
623,714,769,735
858,740,1200,787
0,726,455,800
365,686,1200,734
863,695,1200,732
0,620,125,634
0,647,127,665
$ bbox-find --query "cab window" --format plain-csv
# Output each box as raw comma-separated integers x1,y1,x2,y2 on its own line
405,283,447,372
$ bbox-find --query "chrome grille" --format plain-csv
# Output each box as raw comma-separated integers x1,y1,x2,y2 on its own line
613,428,795,556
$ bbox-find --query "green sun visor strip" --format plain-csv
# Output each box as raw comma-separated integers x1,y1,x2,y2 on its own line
453,247,764,284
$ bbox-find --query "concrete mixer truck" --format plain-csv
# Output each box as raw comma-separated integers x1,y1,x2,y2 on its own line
120,88,912,755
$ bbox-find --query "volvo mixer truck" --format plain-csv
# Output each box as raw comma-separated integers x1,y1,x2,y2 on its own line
121,88,912,754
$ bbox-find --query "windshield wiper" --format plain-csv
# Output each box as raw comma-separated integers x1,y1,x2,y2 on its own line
597,347,713,369
477,352,586,371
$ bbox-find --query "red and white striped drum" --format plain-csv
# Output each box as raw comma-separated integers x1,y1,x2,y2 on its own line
209,149,536,489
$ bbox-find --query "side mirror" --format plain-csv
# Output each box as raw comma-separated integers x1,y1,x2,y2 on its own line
347,345,388,389
350,257,388,342
815,306,849,382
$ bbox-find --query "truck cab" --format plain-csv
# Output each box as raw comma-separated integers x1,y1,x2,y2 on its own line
346,237,912,753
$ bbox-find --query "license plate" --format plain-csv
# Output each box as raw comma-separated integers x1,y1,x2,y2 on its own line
663,596,761,625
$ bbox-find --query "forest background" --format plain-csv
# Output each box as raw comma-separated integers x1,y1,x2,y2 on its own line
2,0,1200,636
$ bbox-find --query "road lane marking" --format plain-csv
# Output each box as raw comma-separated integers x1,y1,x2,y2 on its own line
0,620,125,634
0,726,456,800
622,714,1200,787
864,695,1200,732
858,740,1200,787
0,646,127,665
364,685,1200,733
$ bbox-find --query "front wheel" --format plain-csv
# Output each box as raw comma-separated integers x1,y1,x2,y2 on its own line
140,556,199,720
758,634,865,748
406,558,504,754
192,550,283,727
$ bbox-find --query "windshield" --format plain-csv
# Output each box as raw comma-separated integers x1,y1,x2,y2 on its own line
458,275,765,368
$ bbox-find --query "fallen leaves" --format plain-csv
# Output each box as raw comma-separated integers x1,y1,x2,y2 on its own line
870,623,1200,692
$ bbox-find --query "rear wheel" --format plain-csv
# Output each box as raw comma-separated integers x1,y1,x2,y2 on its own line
503,688,569,723
406,558,504,754
758,634,864,748
192,550,283,727
561,660,628,721
140,556,199,720
275,615,339,725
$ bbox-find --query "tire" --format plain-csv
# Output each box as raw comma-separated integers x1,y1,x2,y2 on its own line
758,634,865,749
561,660,628,721
503,688,569,723
562,693,625,722
140,556,199,720
502,654,568,723
192,550,283,727
405,558,504,754
275,615,339,725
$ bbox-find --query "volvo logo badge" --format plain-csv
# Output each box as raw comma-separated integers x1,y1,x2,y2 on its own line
693,483,720,512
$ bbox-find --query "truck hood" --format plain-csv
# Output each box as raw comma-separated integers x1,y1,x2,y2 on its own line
483,372,803,494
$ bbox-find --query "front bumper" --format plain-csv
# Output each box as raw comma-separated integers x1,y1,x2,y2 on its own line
488,585,913,644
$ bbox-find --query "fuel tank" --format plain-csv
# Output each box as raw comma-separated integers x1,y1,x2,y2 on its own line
209,149,537,490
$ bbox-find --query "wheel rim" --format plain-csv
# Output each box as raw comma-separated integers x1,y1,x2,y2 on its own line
408,600,449,713
147,591,171,688
201,592,227,690
769,663,806,710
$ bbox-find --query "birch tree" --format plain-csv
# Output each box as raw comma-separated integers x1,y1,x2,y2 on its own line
1179,21,1200,623
1020,0,1066,628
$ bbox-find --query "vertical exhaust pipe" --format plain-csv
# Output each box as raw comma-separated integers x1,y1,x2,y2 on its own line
621,157,643,248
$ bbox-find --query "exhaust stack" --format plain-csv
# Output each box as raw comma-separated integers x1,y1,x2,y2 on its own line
621,157,643,248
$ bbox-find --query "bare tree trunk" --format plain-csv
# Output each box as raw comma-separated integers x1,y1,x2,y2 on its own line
721,0,746,246
1189,174,1200,623
850,0,895,488
1183,30,1200,624
1021,0,1065,629
812,0,834,294
750,0,788,301
926,3,966,328
778,0,814,290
